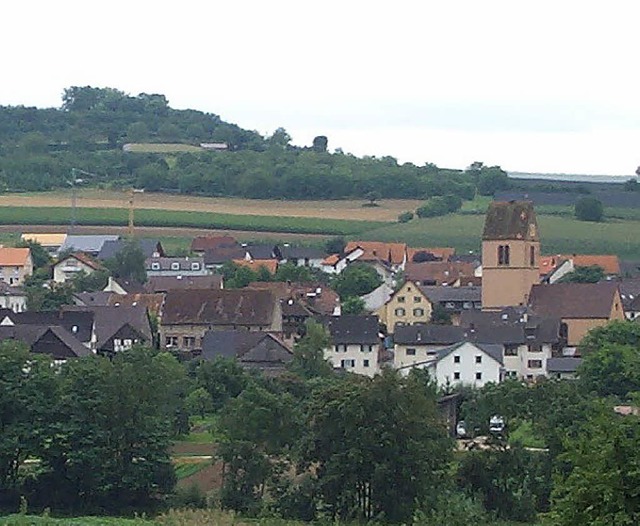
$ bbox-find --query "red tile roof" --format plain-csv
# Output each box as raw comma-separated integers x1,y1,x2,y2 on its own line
345,241,406,265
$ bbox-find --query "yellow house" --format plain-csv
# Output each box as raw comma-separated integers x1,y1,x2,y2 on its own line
377,281,432,333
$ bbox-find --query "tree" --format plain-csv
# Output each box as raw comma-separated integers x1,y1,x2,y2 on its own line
578,343,640,399
303,370,452,522
311,135,328,153
624,178,640,192
431,304,452,325
104,239,147,283
71,268,110,292
267,127,291,148
186,386,213,419
289,320,333,379
550,406,640,525
126,121,149,142
364,190,381,207
16,240,51,270
476,166,510,196
25,272,74,311
341,296,365,315
196,357,249,409
325,236,346,255
557,264,605,283
398,211,413,223
581,320,640,353
575,196,604,222
330,264,382,299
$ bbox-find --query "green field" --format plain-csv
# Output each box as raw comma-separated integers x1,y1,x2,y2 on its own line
124,143,202,153
0,207,381,236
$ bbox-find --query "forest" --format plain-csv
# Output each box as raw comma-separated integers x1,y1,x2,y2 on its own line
0,87,509,199
2,320,640,525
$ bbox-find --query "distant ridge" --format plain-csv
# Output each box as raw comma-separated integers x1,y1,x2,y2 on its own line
508,171,634,184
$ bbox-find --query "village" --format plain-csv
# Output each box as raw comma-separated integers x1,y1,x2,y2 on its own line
1,199,634,388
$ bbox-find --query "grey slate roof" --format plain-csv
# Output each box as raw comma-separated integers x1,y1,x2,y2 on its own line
145,275,223,293
435,341,504,365
547,357,582,373
203,246,247,265
4,309,94,343
280,246,326,260
0,325,90,358
324,315,380,345
394,324,466,345
98,238,163,261
419,285,482,303
201,331,292,368
59,235,119,255
529,282,619,319
146,257,205,271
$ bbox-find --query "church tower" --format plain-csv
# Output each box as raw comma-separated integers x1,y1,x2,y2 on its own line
481,201,540,310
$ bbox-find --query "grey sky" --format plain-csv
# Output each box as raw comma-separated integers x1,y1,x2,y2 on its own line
2,0,639,175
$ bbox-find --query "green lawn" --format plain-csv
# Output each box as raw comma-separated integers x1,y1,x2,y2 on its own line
0,515,155,525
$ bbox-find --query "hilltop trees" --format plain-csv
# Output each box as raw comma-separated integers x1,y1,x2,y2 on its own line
575,196,604,222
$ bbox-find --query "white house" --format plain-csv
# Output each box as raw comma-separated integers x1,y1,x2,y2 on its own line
0,282,27,313
320,247,364,275
53,253,104,284
398,341,503,388
323,315,381,377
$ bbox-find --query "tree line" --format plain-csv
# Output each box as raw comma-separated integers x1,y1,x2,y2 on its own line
0,87,510,200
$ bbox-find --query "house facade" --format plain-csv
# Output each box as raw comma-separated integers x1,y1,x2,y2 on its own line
0,247,33,286
377,281,432,332
53,253,103,284
323,315,381,377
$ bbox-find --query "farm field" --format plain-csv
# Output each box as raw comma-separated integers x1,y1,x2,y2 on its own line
0,190,420,222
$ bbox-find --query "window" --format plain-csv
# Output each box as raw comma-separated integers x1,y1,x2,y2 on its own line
340,359,355,368
413,308,425,317
183,336,196,348
363,359,370,368
475,372,482,380
528,344,542,353
171,262,180,270
475,355,482,364
397,296,406,303
505,345,519,356
406,348,416,356
528,359,543,369
360,345,373,353
453,372,461,380
191,262,200,270
395,308,406,316
413,296,422,303
498,244,510,265
165,336,178,347
530,246,536,266
454,355,460,363
334,344,347,353
151,262,160,270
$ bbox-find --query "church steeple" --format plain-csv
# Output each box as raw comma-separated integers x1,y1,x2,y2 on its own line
481,201,540,310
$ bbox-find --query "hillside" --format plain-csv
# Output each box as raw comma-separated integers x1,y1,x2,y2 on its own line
0,87,507,200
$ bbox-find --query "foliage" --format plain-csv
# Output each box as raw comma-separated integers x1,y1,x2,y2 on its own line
289,321,333,379
302,370,452,522
24,272,74,311
575,196,604,222
416,194,463,218
413,490,494,526
324,236,346,255
557,264,605,283
623,178,640,191
457,446,551,522
398,211,414,223
341,296,365,315
430,303,452,325
330,263,382,299
185,387,213,418
476,166,510,196
274,262,314,283
71,268,110,292
15,240,51,269
311,135,328,153
364,190,382,206
104,238,146,283
195,357,249,410
580,320,640,353
550,406,640,525
578,343,640,400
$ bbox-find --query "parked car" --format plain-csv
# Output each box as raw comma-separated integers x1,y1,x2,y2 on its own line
489,415,505,435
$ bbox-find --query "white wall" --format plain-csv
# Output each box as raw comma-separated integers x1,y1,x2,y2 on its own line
325,342,379,377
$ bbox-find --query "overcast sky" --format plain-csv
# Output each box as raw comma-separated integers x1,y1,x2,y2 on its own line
2,1,639,175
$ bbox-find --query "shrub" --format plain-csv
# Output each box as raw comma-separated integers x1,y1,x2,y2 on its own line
398,211,414,223
416,194,463,218
575,197,604,222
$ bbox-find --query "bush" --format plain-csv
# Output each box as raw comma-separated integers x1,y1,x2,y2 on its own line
416,194,463,218
575,197,603,222
398,211,414,223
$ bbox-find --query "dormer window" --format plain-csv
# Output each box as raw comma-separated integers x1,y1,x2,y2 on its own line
191,262,200,270
171,262,180,270
151,262,160,270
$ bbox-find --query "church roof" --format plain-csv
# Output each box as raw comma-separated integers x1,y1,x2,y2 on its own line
482,201,539,241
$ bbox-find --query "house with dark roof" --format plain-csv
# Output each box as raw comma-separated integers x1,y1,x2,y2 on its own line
377,281,433,332
146,257,208,277
144,274,223,294
528,282,624,347
203,246,248,269
160,289,282,352
618,278,640,321
97,238,164,261
1,309,94,348
53,252,104,284
191,235,238,255
547,357,582,380
393,324,466,369
419,285,482,325
0,325,90,360
322,315,381,377
397,341,503,387
59,235,119,257
279,245,327,269
405,260,479,287
201,331,293,375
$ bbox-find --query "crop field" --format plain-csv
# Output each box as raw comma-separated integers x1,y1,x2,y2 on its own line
0,190,421,222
